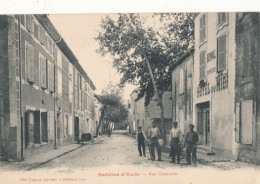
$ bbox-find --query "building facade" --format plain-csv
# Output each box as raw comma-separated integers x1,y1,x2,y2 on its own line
171,49,194,141
0,15,97,161
128,90,172,139
193,12,260,163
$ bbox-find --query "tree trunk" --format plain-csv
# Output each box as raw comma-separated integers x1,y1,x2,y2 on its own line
143,54,167,146
96,106,106,137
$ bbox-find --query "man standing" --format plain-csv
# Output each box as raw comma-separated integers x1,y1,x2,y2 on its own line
183,124,199,165
169,122,181,164
148,122,162,161
136,126,147,157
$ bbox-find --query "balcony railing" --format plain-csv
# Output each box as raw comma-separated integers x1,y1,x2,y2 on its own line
216,73,228,91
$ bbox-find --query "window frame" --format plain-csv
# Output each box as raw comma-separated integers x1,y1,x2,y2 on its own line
199,14,207,43
25,41,35,83
39,53,47,89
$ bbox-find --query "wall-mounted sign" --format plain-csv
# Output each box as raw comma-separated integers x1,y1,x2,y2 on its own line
207,50,216,62
207,67,216,75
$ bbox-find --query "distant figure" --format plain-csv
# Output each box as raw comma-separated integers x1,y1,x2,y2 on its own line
108,129,111,137
148,122,162,161
136,126,147,157
169,121,181,164
183,124,199,165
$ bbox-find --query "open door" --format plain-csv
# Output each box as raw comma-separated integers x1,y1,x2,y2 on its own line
41,112,48,142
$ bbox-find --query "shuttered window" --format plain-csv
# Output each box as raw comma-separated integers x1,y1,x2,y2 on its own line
26,15,33,34
46,36,53,53
25,43,34,82
200,50,206,79
179,68,184,94
40,55,47,88
218,13,227,26
217,34,227,72
200,14,206,42
39,26,47,47
48,61,54,92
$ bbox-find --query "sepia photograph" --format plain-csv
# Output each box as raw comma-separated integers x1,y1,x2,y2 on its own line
0,1,260,184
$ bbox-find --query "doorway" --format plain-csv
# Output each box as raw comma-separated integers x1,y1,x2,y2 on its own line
74,117,79,141
197,102,210,146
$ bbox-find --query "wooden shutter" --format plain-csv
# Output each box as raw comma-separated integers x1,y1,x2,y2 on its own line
235,102,241,142
48,111,54,141
197,111,203,134
40,56,47,88
39,26,47,46
241,100,253,144
200,51,206,79
26,15,32,33
34,22,38,39
26,44,34,82
48,61,54,92
200,17,203,41
217,35,227,72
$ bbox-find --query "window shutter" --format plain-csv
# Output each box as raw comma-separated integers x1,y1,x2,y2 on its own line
33,110,41,143
39,26,47,46
40,56,47,88
48,61,54,92
217,35,227,72
241,100,253,144
26,44,34,82
200,17,203,41
34,23,38,39
20,15,25,26
235,102,241,142
200,51,206,79
26,15,32,33
197,112,203,134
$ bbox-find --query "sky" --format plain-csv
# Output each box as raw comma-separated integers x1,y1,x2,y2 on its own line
48,14,136,101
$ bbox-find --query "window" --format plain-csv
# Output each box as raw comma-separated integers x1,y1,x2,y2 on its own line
200,50,206,79
47,36,53,53
25,43,34,83
48,61,54,92
39,26,47,47
200,14,206,42
26,15,33,34
39,54,47,88
217,34,227,72
179,68,184,94
218,13,228,26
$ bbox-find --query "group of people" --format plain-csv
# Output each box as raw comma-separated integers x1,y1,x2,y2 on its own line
136,121,199,165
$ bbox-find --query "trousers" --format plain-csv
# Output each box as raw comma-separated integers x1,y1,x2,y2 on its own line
138,141,145,156
186,144,197,164
150,137,161,160
170,137,180,163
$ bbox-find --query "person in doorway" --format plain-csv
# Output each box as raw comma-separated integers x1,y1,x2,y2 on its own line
147,122,162,161
183,124,199,165
169,121,181,164
136,126,147,157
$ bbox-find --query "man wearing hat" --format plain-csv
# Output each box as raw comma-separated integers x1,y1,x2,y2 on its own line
169,121,181,164
136,126,147,157
183,124,199,165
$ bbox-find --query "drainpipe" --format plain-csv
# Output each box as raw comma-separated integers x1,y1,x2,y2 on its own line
53,36,62,149
18,15,24,160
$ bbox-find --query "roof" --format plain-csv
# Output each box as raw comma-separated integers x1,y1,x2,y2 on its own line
35,14,96,90
169,48,194,73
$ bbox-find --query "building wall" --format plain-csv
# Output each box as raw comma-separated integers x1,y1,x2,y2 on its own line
235,13,260,163
193,13,238,159
172,53,194,142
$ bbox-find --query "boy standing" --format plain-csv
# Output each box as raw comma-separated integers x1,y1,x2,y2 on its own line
136,127,147,157
169,122,181,164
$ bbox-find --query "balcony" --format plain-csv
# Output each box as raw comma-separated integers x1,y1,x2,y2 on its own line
216,72,228,91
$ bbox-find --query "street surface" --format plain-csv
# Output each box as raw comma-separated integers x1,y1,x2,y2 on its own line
1,131,260,184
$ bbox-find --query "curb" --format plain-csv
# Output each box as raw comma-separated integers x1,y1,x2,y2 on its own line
26,135,105,171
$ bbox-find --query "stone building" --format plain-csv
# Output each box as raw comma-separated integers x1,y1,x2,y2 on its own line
0,15,97,161
193,12,260,163
128,89,172,139
171,49,194,141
